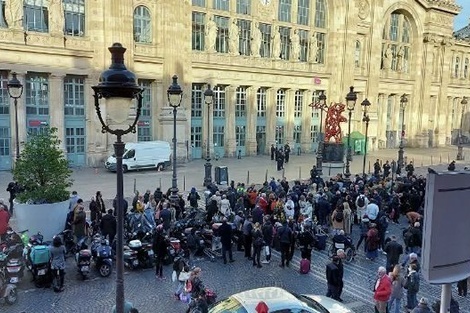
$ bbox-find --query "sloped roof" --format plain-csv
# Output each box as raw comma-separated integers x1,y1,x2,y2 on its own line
454,21,470,40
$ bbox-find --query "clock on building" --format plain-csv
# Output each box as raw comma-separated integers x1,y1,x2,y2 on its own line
260,0,271,5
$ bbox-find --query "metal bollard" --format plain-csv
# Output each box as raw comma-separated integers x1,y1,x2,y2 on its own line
133,178,137,193
328,164,332,176
440,154,442,164
431,155,433,165
368,161,371,174
183,176,186,191
247,171,250,185
159,178,162,189
298,167,301,180
265,169,268,182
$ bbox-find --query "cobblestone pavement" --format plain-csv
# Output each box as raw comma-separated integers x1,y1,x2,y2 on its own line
2,153,470,313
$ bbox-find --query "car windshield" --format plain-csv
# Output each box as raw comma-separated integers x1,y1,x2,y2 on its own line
209,297,248,313
295,294,329,313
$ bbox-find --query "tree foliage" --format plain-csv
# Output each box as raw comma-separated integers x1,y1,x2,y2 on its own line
13,127,73,204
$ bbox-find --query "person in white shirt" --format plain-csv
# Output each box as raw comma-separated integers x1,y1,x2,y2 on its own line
355,194,369,222
284,196,295,220
365,200,379,222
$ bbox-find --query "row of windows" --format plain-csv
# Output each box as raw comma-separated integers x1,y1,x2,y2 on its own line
189,123,317,148
190,84,323,119
452,56,470,79
192,0,326,28
192,13,326,62
0,0,85,36
0,71,152,141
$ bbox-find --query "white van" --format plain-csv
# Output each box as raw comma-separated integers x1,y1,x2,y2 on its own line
104,141,171,172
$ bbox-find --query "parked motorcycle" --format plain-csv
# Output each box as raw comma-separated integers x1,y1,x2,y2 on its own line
75,237,92,280
23,231,45,272
55,229,76,255
0,265,17,305
90,235,113,277
0,244,25,285
123,238,153,270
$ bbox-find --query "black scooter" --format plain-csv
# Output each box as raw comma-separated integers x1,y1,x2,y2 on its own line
75,237,91,280
90,235,113,277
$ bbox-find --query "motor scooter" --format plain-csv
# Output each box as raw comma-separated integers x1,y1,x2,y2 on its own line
1,244,25,285
75,237,91,280
91,235,113,277
0,266,17,305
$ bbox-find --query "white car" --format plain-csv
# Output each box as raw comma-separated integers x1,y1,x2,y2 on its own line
209,287,354,313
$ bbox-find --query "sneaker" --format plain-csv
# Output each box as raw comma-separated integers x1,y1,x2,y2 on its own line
261,260,269,264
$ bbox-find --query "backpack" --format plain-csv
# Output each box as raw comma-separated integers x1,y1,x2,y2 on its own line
335,211,344,222
357,196,365,208
189,193,198,203
379,215,389,230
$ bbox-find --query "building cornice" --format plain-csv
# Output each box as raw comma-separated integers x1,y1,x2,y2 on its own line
415,0,461,15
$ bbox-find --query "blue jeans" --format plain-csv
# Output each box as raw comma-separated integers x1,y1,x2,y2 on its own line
175,280,184,296
388,296,401,313
406,291,417,310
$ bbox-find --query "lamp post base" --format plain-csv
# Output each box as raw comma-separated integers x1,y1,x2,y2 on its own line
169,187,179,203
397,146,405,173
315,154,323,176
203,161,212,186
457,145,464,161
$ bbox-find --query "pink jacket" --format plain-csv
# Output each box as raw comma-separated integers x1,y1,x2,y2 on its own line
374,275,392,302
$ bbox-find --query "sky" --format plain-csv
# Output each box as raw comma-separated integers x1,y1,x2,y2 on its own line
455,0,469,30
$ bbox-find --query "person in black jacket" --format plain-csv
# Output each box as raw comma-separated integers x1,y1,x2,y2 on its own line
326,255,344,302
261,217,273,264
383,235,403,273
277,221,292,268
152,225,168,279
218,218,234,264
100,209,117,244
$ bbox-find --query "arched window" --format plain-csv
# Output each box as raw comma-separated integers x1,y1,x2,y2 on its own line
133,6,152,43
354,40,361,68
454,57,460,78
464,58,468,79
382,12,412,72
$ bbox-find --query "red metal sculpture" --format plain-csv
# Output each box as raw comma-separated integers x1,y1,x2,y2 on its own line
324,103,347,143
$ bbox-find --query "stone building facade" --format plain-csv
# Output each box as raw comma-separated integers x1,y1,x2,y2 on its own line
0,0,468,169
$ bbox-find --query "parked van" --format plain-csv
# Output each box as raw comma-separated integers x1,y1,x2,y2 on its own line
104,141,171,172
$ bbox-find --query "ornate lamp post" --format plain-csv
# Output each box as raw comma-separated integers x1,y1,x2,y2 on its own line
167,75,183,202
361,98,371,177
7,72,24,161
457,97,468,161
316,91,327,176
92,43,143,313
344,86,357,180
203,84,214,186
397,94,408,172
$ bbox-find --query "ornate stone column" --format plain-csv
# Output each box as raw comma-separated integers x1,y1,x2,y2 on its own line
302,90,313,153
9,72,26,160
49,74,66,151
285,89,295,145
225,85,237,157
266,87,277,147
246,86,258,156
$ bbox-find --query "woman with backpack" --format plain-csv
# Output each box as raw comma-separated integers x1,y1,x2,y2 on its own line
388,265,405,313
331,206,344,235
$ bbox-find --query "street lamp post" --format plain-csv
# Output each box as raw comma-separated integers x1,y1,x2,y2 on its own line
361,98,371,177
203,85,214,186
167,75,183,203
91,43,143,313
397,94,408,173
344,86,357,180
7,72,24,161
457,97,468,161
316,91,327,176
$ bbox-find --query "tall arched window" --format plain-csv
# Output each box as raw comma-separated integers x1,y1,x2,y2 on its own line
354,40,361,68
382,12,412,73
133,6,152,43
454,57,460,78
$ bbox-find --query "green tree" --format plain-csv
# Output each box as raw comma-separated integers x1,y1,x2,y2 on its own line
13,127,73,204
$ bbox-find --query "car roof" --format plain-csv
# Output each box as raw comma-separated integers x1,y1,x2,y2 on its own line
231,287,309,312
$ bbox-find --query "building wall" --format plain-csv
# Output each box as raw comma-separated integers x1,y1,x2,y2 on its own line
0,0,468,169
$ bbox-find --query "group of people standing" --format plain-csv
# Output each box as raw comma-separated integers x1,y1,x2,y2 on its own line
270,143,292,171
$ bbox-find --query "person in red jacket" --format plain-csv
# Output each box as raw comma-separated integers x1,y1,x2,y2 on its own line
0,202,10,242
374,266,392,313
257,193,268,214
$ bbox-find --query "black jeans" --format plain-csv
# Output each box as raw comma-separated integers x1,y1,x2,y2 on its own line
301,248,312,261
244,234,252,258
221,244,233,263
155,255,164,277
458,279,468,296
252,245,261,265
280,242,290,266
356,235,367,252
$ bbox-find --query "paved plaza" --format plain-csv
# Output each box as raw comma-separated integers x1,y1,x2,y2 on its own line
2,147,470,313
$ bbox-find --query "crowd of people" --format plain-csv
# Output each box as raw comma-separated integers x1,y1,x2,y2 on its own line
1,158,468,313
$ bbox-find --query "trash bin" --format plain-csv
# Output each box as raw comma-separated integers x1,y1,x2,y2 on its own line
215,166,229,185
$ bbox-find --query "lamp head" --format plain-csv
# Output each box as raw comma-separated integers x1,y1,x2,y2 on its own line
204,84,214,105
345,86,357,111
400,94,408,110
7,72,23,99
361,98,371,112
318,90,327,107
92,43,142,124
167,75,183,108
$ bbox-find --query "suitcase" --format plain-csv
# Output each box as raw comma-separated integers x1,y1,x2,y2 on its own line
316,234,327,251
299,258,310,274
